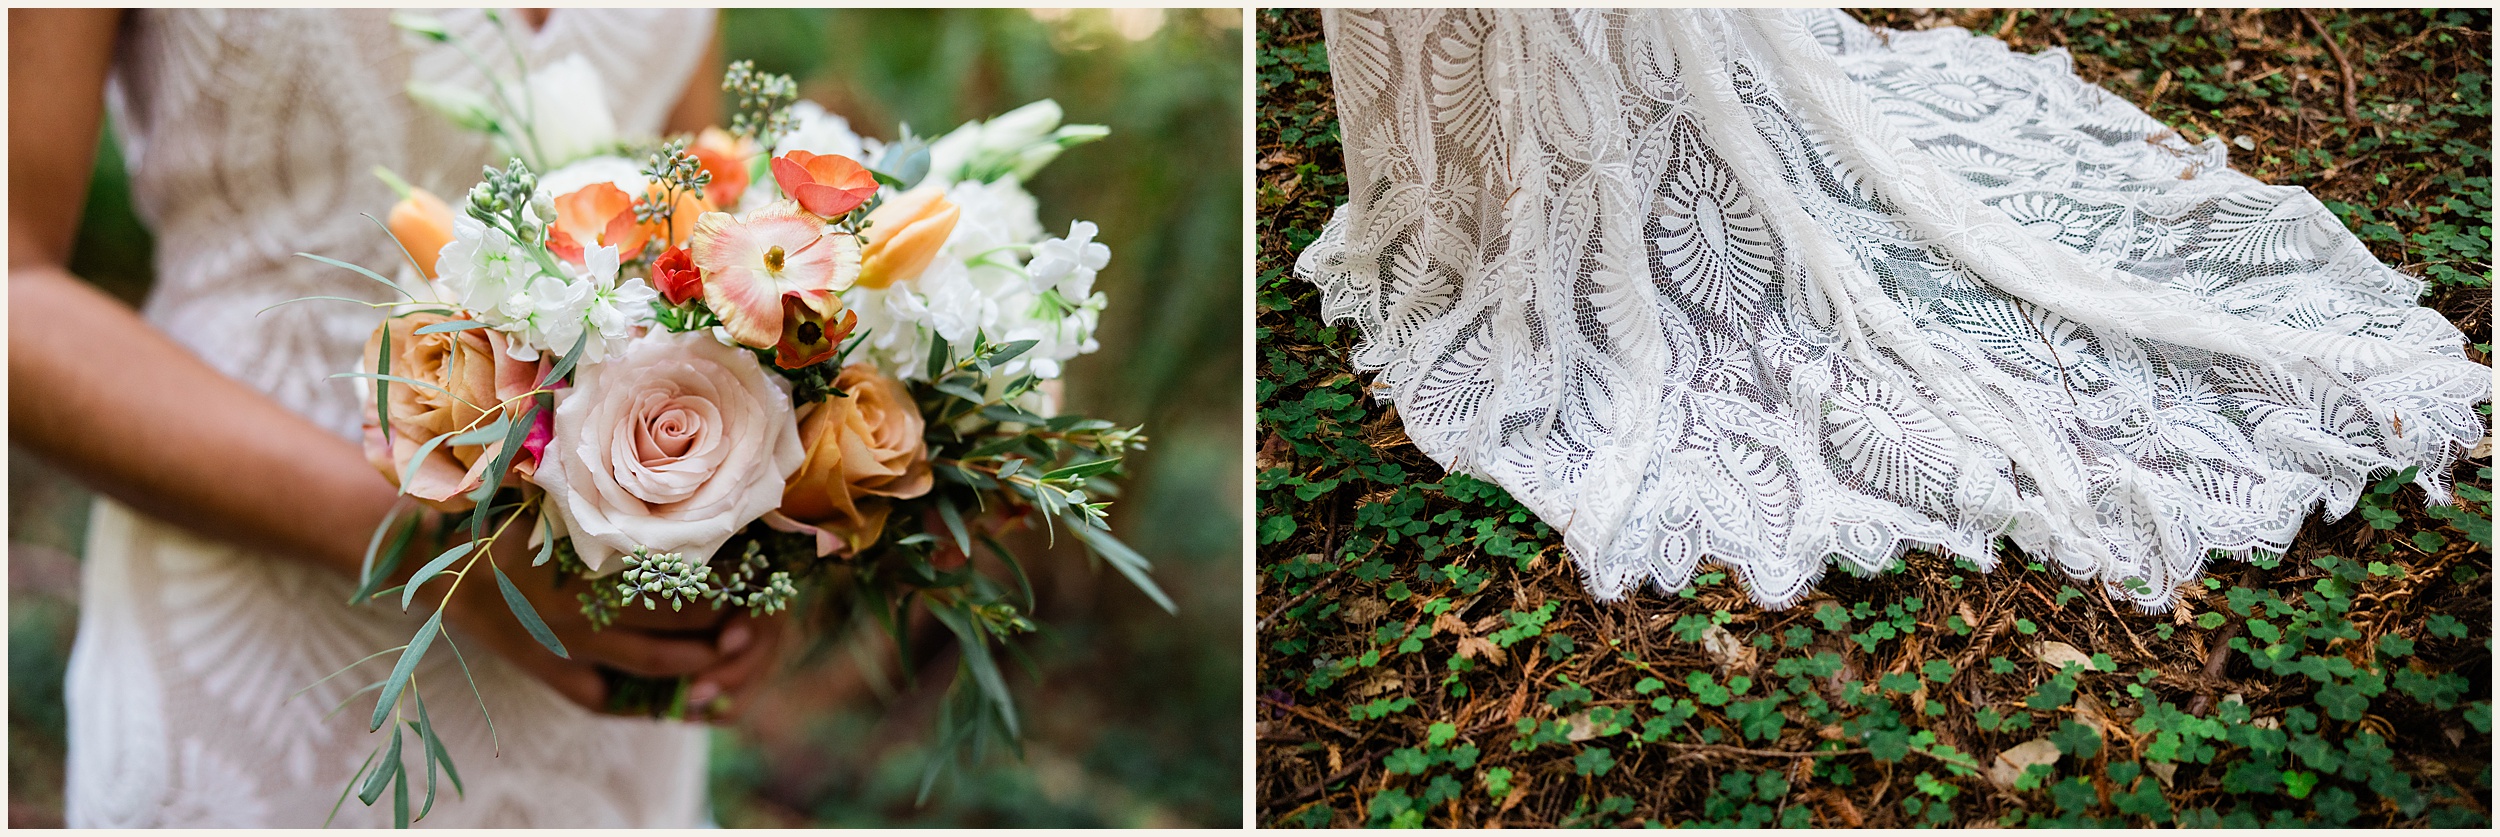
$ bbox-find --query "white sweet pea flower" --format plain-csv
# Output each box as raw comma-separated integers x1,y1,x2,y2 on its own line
1028,220,1111,299
522,54,618,168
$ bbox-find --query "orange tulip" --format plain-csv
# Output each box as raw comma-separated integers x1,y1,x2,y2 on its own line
386,188,458,278
636,184,714,252
546,182,649,264
690,126,755,209
769,150,879,219
855,186,959,289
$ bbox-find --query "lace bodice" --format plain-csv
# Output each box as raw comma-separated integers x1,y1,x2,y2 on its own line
67,9,719,827
110,8,707,438
1298,9,2487,608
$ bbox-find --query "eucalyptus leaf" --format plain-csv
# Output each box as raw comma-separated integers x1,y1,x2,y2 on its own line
394,431,459,496
401,542,475,611
370,610,443,731
296,251,413,298
375,326,394,449
358,723,404,805
493,561,569,659
447,415,511,447
412,319,493,335
391,744,411,827
354,508,420,605
535,330,592,390
465,405,537,535
327,745,383,828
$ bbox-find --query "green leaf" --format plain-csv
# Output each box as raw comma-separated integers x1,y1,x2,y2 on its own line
393,431,459,496
465,403,538,535
1068,517,1176,613
935,495,973,557
375,325,394,450
353,509,422,605
926,333,952,381
411,319,492,335
983,339,1040,368
370,610,443,732
327,745,382,827
359,721,405,805
928,600,1019,737
446,415,512,447
401,542,475,611
296,251,413,298
1042,457,1124,482
534,331,591,391
391,742,410,828
492,561,568,659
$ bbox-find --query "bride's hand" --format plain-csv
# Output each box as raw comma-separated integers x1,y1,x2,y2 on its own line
436,514,738,716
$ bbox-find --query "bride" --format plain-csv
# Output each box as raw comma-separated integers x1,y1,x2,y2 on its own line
1297,9,2488,610
10,8,783,826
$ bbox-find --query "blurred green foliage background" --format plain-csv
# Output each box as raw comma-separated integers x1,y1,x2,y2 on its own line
7,8,1242,828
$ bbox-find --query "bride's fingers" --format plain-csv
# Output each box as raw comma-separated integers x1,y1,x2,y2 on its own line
578,628,729,678
687,613,786,722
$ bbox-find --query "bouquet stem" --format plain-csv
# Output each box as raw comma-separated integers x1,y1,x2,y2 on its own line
602,669,695,720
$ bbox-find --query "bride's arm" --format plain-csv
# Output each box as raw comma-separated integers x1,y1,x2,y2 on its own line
9,9,402,575
8,9,760,716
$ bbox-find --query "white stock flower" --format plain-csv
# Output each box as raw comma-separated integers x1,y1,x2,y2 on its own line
521,54,618,168
434,215,532,318
574,245,657,363
1028,220,1111,299
942,179,1043,265
775,101,878,164
535,155,648,203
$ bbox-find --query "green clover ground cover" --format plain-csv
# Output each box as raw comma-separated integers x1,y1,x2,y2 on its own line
1256,8,2490,828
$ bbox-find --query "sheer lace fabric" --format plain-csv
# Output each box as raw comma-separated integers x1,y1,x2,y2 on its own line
67,9,716,826
1297,9,2488,609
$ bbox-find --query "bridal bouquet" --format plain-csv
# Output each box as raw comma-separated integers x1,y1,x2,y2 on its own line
302,13,1165,825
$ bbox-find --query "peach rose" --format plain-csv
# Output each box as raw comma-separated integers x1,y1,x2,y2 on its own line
386,188,457,279
359,313,549,511
767,364,932,557
533,330,807,573
854,185,959,289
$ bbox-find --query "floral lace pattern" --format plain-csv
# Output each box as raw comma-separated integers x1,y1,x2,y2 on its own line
67,9,715,826
1296,9,2488,609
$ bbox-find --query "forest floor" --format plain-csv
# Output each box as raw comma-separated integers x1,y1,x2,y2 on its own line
1255,8,2490,828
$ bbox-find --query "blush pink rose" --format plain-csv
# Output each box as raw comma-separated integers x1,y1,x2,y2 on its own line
532,330,806,573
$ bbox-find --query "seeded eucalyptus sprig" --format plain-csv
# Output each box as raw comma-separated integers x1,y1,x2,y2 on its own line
723,60,799,148
634,140,712,255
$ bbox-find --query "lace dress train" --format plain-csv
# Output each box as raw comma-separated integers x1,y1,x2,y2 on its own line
1296,9,2488,608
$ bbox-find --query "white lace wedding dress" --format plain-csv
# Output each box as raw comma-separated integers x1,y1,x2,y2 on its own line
66,9,718,827
1297,9,2489,609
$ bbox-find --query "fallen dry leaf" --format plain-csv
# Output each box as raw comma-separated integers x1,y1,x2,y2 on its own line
1989,738,2063,790
2034,640,2103,672
1700,623,1758,673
